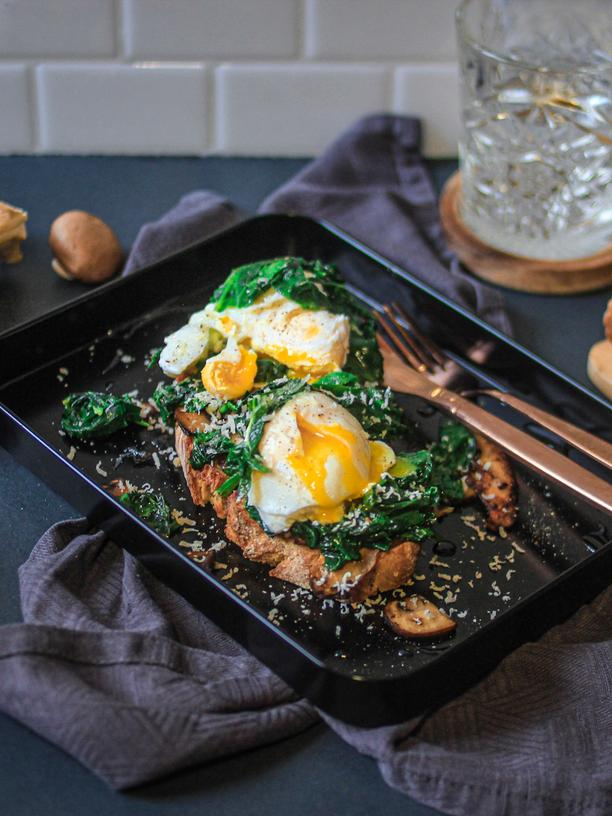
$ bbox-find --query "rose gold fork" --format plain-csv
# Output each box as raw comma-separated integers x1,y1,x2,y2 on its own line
375,315,612,517
381,301,612,471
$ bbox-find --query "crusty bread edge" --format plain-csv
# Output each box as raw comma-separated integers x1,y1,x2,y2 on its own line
175,424,420,602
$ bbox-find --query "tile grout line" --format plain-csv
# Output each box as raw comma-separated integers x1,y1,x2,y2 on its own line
297,0,307,59
0,56,457,66
114,0,127,63
206,63,216,155
27,63,41,153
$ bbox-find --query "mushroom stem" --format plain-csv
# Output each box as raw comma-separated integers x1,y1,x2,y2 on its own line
51,258,74,280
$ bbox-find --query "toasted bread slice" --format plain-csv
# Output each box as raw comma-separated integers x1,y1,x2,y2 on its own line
0,201,27,264
466,434,517,529
175,423,420,602
0,201,27,235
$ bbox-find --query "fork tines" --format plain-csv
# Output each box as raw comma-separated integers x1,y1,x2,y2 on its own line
375,302,446,373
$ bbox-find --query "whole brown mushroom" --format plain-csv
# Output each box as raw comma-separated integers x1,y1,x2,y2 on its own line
587,297,612,400
50,210,124,284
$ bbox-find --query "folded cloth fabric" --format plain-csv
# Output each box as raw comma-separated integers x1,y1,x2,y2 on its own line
2,520,610,812
327,584,612,816
2,114,610,814
0,519,318,789
123,190,242,276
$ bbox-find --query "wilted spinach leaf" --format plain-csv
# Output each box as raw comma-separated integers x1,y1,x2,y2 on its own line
190,377,307,497
256,357,289,383
119,489,179,537
313,371,405,439
292,447,439,570
61,391,145,440
144,347,162,370
152,378,203,424
430,420,477,504
211,257,382,383
291,422,476,571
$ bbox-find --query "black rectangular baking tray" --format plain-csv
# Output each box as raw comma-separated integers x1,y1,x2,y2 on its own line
1,214,610,726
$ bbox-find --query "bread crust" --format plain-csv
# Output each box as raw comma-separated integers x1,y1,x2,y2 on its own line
175,423,420,602
466,434,517,529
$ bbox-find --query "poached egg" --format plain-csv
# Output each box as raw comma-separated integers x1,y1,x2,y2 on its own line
158,324,210,379
160,288,350,388
248,391,396,533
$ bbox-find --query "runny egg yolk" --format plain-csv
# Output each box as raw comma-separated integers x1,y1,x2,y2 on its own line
264,344,337,379
288,416,395,524
201,341,257,400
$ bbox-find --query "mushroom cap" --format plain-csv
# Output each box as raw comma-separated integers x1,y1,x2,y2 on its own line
588,339,612,401
49,210,123,284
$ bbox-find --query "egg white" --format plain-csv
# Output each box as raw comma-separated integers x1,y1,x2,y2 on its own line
161,288,349,378
159,324,210,378
248,391,395,533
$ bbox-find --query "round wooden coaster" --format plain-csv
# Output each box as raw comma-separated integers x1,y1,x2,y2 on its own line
439,171,612,294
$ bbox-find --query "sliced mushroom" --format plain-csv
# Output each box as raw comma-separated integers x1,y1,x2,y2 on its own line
384,595,456,639
107,479,129,498
174,409,210,435
50,210,123,284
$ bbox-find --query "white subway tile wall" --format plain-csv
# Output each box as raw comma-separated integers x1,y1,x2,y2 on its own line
0,0,116,58
217,63,388,155
0,65,33,152
0,0,461,156
393,64,461,157
37,64,208,154
304,0,456,60
124,0,299,59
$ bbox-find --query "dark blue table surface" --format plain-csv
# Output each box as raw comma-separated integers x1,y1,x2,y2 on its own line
0,156,609,816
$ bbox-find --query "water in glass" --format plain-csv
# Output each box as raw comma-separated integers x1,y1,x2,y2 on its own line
458,0,612,260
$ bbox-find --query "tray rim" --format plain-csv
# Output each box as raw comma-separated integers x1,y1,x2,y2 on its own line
1,213,610,725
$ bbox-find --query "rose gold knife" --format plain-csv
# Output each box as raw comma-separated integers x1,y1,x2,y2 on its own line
379,335,612,516
468,388,612,470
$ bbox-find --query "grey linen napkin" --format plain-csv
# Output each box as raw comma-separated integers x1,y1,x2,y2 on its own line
330,584,612,816
124,190,242,275
0,519,318,789
1,115,610,814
